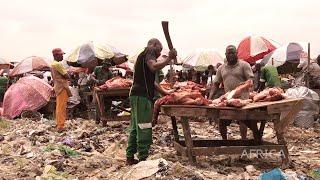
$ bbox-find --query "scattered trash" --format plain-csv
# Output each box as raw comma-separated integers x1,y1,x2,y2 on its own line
309,168,320,180
122,158,169,180
58,145,80,157
259,168,286,180
36,165,68,180
62,137,74,147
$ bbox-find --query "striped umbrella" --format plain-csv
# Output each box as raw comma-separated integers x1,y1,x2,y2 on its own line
238,36,279,64
0,58,13,69
261,42,306,67
10,56,52,77
66,41,127,69
182,49,224,71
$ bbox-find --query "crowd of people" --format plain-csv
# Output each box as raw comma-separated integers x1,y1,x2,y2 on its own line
1,38,320,166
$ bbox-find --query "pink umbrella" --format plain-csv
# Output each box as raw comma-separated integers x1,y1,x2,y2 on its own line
10,56,52,76
237,36,279,64
2,76,53,119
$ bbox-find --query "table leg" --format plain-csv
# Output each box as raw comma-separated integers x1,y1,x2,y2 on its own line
171,116,179,141
274,118,290,168
181,116,196,164
259,120,266,139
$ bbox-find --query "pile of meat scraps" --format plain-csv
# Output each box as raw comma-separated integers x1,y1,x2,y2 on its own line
173,81,204,91
99,77,132,90
252,87,284,102
211,80,285,108
153,89,209,122
210,80,254,108
160,81,204,91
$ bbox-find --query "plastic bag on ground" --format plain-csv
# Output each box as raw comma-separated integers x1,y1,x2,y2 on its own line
283,86,319,128
122,158,168,180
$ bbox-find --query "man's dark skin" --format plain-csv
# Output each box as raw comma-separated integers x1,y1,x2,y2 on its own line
317,55,320,66
209,45,252,140
145,38,177,95
53,53,70,80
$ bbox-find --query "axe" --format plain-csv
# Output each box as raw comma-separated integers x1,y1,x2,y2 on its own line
162,21,176,83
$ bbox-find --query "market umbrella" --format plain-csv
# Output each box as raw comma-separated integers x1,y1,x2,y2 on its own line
182,49,224,71
0,58,14,69
9,56,52,77
261,42,306,67
237,36,279,64
66,41,127,69
2,76,53,119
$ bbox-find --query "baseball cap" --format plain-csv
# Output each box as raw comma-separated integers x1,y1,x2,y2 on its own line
52,48,65,55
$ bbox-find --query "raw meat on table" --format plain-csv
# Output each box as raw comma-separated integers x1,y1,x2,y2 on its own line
153,90,209,124
252,87,284,102
99,77,132,90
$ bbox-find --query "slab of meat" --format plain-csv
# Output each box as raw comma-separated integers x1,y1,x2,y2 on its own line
209,80,253,108
226,80,253,100
252,87,284,102
99,77,132,90
153,90,209,124
227,99,252,108
159,81,173,90
173,81,204,91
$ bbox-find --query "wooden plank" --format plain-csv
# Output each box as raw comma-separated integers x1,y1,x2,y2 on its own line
242,98,303,110
267,101,298,114
180,117,196,164
193,145,287,156
101,115,131,122
177,139,276,147
161,98,303,111
218,110,270,121
276,100,303,134
162,107,208,117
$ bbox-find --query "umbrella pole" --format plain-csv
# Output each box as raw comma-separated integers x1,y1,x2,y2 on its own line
307,43,311,88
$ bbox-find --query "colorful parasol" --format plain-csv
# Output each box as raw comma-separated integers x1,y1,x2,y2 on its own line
2,76,53,119
9,56,52,76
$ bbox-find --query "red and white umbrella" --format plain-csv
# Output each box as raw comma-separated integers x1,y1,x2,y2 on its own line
10,56,52,76
237,36,279,64
261,42,306,67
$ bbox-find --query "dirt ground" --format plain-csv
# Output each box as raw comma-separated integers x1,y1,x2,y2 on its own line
0,115,319,179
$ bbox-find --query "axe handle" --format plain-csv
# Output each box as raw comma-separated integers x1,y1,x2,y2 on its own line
162,21,173,50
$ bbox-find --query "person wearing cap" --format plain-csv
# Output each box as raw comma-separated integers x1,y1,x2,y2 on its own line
51,48,71,132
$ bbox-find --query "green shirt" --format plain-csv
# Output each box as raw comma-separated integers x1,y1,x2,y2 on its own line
260,66,281,87
0,76,9,94
94,66,113,84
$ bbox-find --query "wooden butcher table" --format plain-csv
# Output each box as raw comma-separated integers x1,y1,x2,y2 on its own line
94,87,131,126
161,98,303,167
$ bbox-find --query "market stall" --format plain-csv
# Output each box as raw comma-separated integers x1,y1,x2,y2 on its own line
160,98,303,167
94,77,132,126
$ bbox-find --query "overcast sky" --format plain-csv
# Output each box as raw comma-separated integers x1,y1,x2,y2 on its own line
1,0,320,61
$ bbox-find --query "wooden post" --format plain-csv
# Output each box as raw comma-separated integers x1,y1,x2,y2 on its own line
181,116,196,164
307,43,311,88
171,116,179,141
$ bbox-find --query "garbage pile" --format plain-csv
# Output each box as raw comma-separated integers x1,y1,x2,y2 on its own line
0,115,319,179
